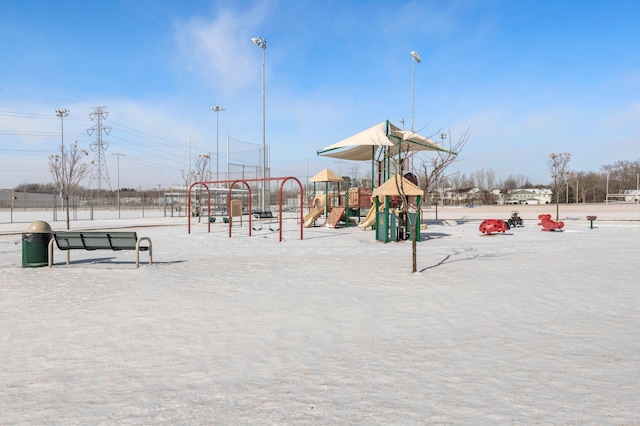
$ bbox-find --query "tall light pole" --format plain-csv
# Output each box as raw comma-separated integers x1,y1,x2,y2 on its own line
252,36,267,211
55,108,69,213
209,106,225,183
435,132,447,220
410,51,421,132
112,153,125,218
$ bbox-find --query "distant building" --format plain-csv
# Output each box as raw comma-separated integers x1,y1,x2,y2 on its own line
507,188,552,205
491,189,505,204
428,187,553,206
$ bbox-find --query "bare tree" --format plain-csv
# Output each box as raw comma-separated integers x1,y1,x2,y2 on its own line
547,152,571,221
601,160,640,195
501,175,519,194
474,168,487,191
418,128,470,198
180,167,194,189
49,140,92,229
193,154,211,222
486,169,496,204
388,144,429,273
194,154,211,182
388,128,469,273
576,171,605,202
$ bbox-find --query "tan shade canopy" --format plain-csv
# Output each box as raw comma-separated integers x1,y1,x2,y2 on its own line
318,144,378,161
317,121,452,161
310,168,343,183
372,174,424,197
387,129,450,156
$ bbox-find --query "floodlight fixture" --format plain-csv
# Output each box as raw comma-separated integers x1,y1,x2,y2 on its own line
251,37,267,49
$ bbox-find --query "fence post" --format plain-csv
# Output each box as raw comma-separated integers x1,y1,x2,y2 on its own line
51,191,56,222
90,191,94,221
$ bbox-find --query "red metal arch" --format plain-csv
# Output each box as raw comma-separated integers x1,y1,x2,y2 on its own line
187,176,304,241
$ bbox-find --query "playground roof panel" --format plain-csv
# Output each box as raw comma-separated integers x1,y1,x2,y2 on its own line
316,121,452,161
372,174,424,197
310,168,343,183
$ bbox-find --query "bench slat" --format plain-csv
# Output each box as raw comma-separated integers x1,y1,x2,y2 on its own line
54,232,141,251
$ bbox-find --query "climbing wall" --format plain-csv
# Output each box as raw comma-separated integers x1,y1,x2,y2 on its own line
324,207,346,228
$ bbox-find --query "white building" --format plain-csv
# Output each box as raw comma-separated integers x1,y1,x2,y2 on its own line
507,188,552,205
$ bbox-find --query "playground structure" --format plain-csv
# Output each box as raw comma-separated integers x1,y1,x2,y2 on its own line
304,168,372,228
479,219,509,235
304,188,374,228
358,200,383,229
587,215,597,229
187,177,304,242
538,214,564,232
314,121,451,241
367,174,424,243
303,196,325,228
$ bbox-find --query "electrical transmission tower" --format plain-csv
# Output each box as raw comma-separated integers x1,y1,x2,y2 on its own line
87,106,112,192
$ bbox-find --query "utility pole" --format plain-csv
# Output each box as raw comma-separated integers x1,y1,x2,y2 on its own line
188,136,195,183
112,153,125,218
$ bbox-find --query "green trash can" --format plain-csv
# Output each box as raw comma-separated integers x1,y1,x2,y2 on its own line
22,221,53,268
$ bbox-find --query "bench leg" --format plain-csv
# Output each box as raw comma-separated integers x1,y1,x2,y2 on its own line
136,237,153,268
47,240,71,267
48,239,54,268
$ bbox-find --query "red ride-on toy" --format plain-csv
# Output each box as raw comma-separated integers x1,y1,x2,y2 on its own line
538,214,564,231
479,219,509,235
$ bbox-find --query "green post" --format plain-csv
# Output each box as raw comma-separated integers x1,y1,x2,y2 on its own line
345,189,350,227
325,182,329,217
414,195,421,242
384,196,390,243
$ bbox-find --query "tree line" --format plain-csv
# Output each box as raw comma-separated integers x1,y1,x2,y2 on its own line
420,156,639,204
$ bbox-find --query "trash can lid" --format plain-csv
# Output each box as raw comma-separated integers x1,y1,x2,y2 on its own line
25,220,52,233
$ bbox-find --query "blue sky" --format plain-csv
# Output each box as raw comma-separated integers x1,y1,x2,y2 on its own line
1,0,639,190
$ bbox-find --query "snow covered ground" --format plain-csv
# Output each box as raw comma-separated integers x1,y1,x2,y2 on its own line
1,203,639,424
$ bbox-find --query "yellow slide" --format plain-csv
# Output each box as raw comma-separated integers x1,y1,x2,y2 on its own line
358,206,378,229
304,206,323,228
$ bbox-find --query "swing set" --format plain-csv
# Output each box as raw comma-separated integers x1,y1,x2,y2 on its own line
187,176,304,242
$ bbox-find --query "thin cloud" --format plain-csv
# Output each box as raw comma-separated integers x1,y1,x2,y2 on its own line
173,5,268,95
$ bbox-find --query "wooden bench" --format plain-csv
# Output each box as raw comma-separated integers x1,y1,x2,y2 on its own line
48,231,153,268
